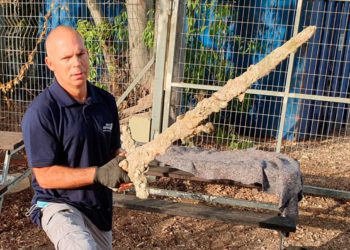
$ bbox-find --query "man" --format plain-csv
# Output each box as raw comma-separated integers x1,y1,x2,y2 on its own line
22,25,130,250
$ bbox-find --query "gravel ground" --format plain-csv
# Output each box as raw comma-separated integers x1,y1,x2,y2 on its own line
0,140,349,249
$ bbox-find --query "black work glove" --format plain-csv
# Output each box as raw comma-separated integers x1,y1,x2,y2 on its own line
94,156,131,188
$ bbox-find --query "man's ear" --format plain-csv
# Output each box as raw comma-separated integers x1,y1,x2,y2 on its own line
45,56,54,71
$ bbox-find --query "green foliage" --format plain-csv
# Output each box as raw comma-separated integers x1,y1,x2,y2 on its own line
184,0,259,91
216,127,254,150
142,10,155,49
185,0,260,84
185,1,232,85
77,11,128,89
114,11,129,41
184,0,260,146
229,95,253,113
77,19,104,83
77,9,156,89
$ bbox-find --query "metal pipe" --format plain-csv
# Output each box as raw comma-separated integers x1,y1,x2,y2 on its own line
276,0,304,152
169,82,350,105
303,185,350,200
148,187,279,211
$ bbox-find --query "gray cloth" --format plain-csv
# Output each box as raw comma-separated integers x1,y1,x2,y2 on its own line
155,146,303,221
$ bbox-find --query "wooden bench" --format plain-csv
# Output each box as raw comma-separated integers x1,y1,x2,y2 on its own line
0,131,31,212
113,165,297,250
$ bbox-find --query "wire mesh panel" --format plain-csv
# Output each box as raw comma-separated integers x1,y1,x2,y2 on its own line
0,1,43,131
291,0,350,145
0,0,155,132
166,0,298,151
164,0,349,154
162,0,350,195
176,1,296,92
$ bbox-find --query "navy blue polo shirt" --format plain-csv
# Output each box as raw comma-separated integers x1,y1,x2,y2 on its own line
21,79,121,231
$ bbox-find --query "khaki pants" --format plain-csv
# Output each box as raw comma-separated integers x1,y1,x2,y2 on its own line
41,203,112,250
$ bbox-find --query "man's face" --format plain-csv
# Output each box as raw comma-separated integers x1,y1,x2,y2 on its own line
45,30,89,90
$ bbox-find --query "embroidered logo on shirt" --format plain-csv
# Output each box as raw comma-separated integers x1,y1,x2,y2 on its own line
102,123,113,132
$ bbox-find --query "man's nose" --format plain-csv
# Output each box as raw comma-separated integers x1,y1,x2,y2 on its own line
72,55,82,67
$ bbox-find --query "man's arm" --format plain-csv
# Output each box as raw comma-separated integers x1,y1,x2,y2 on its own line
33,154,130,189
33,146,127,189
33,166,96,189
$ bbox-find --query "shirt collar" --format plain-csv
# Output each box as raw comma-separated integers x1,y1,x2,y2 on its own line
49,78,102,107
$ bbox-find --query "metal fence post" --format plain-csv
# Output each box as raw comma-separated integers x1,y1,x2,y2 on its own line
276,0,304,152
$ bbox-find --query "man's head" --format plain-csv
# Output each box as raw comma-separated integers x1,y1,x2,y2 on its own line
45,26,89,92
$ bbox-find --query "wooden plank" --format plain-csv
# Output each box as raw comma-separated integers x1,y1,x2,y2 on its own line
113,194,296,233
0,131,23,150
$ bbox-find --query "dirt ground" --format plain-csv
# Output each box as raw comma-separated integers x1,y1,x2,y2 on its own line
0,140,350,250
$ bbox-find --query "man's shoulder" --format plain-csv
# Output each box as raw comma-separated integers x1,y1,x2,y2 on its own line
91,84,114,98
26,87,58,113
22,87,60,130
90,84,116,106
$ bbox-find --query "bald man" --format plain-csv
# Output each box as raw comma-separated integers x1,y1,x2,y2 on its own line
22,26,130,250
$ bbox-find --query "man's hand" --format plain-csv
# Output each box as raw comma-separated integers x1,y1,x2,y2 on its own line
94,156,131,188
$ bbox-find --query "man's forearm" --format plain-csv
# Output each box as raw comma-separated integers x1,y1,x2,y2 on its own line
33,166,96,189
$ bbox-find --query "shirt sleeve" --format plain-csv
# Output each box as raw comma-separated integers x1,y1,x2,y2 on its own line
21,107,61,168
